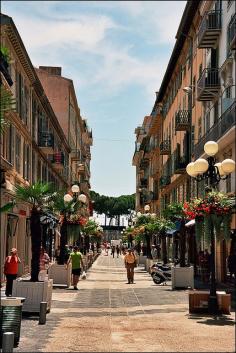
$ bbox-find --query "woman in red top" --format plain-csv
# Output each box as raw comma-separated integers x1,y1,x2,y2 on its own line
4,248,21,296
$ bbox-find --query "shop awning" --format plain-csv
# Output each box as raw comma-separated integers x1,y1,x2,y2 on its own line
40,213,58,228
166,229,177,236
185,219,195,228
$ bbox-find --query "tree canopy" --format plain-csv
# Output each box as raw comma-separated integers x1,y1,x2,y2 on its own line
90,191,135,218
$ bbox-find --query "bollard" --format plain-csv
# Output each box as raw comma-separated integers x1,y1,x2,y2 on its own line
38,302,47,325
2,332,14,353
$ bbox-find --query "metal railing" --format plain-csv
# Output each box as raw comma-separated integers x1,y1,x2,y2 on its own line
140,178,148,188
160,140,171,154
175,110,191,130
194,100,236,158
198,10,221,44
38,132,54,148
159,176,171,188
174,155,188,173
197,68,220,96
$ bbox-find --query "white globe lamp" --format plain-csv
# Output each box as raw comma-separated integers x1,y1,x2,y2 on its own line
214,163,225,177
221,159,235,174
186,162,198,177
64,194,73,203
144,204,150,212
71,184,80,193
78,194,87,203
194,158,209,174
204,141,218,156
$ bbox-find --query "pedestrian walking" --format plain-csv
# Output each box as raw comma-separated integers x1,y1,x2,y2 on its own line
67,246,84,290
4,248,21,296
116,245,120,258
39,247,50,281
111,245,115,258
124,248,136,284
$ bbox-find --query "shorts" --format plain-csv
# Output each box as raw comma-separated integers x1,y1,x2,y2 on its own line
72,268,81,276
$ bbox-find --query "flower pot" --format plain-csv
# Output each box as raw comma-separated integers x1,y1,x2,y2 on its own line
12,279,53,313
48,263,71,287
171,266,194,289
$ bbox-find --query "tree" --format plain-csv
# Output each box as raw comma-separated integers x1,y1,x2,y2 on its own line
15,182,53,281
90,191,135,225
0,86,15,134
50,192,87,263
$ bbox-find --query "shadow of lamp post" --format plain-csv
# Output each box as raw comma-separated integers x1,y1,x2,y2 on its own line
186,141,235,314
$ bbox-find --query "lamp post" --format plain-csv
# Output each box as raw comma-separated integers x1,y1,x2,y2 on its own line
186,141,235,314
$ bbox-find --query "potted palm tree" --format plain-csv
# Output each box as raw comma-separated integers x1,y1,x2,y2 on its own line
48,192,88,286
163,203,194,289
12,182,54,312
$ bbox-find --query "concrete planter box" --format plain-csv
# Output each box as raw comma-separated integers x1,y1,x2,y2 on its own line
171,266,194,289
138,255,146,265
12,279,53,313
48,263,71,287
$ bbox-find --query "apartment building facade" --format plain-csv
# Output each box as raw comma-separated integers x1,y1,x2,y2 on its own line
35,67,93,202
133,0,236,282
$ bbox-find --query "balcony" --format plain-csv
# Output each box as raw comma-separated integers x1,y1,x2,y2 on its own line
228,13,236,51
77,163,85,175
194,100,236,158
175,110,191,131
198,10,221,49
38,132,54,154
71,149,81,161
140,158,149,170
159,176,171,189
140,178,148,188
160,140,171,155
174,155,188,174
197,68,220,101
52,152,64,171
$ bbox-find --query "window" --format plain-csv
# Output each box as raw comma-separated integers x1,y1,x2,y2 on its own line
198,64,202,79
198,117,202,140
23,142,31,181
6,124,14,164
15,134,21,173
214,101,219,123
226,86,232,98
226,174,231,193
227,0,233,9
192,76,196,107
37,159,41,181
205,111,210,133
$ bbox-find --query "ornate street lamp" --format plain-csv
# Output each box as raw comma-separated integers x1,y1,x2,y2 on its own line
186,141,235,314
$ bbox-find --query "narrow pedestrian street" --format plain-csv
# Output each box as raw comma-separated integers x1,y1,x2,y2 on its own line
15,253,234,352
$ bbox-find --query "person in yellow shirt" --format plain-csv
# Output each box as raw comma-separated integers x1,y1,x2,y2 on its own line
124,249,136,284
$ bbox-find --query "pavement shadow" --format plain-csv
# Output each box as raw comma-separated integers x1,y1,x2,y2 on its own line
187,314,235,326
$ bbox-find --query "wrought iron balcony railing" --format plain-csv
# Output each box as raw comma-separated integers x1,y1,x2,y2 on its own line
160,140,171,155
175,110,191,131
159,176,171,188
174,155,188,174
140,178,148,188
198,10,221,48
197,68,220,101
38,132,54,154
228,12,236,51
194,100,236,159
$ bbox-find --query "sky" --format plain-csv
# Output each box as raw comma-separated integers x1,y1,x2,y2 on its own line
2,0,187,197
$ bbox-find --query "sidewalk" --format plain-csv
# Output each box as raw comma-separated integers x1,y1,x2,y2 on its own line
12,251,235,352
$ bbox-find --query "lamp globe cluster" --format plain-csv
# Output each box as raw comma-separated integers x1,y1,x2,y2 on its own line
186,141,235,178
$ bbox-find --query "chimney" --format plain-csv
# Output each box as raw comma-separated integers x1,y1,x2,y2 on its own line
39,66,62,76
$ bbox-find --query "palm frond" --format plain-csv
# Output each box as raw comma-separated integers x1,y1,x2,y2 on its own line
0,200,16,213
15,182,53,208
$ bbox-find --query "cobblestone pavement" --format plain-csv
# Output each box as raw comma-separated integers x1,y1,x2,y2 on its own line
15,252,235,352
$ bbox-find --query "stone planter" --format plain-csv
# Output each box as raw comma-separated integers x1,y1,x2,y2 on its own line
12,279,53,313
171,266,194,289
48,263,71,287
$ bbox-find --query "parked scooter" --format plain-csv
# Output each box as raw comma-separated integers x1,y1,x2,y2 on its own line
150,263,171,285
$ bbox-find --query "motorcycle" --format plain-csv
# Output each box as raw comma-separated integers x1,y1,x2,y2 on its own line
150,262,172,285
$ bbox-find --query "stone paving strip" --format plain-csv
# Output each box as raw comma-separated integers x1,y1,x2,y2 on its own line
15,252,235,352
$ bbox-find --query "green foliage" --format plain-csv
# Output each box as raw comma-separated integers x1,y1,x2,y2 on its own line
50,191,85,216
82,220,99,235
163,202,185,220
0,200,16,213
0,46,10,62
0,86,16,134
15,182,53,209
90,190,135,217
